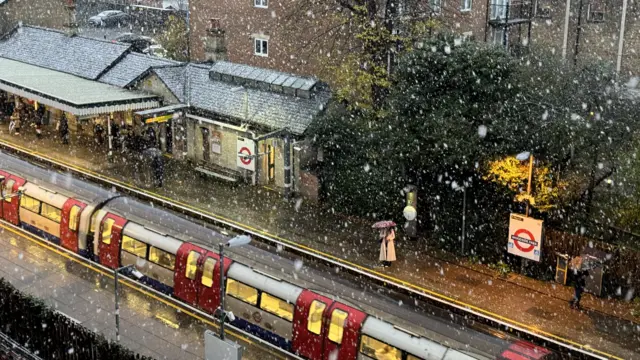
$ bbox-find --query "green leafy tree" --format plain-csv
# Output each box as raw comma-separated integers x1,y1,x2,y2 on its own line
158,15,189,61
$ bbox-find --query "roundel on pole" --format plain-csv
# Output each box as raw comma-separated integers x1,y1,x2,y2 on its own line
237,137,256,171
507,213,544,262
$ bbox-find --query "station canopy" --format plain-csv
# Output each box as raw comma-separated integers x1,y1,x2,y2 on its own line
0,58,160,116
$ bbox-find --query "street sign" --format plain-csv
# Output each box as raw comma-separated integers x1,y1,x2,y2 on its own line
507,213,543,262
236,137,256,171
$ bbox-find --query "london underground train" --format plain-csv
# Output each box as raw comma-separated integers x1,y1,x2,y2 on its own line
0,152,556,360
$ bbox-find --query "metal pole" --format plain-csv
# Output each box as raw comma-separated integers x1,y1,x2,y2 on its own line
461,186,466,255
219,243,225,340
114,268,121,343
107,115,113,163
573,0,584,66
502,1,510,48
616,0,629,74
526,154,534,217
283,134,291,199
561,0,571,59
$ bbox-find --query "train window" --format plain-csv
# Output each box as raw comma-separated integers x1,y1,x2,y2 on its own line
149,247,176,270
226,278,258,305
406,356,424,360
201,257,216,287
3,179,15,202
101,218,115,245
360,335,401,360
185,251,200,280
20,195,40,213
122,235,147,257
260,293,294,321
69,205,81,232
89,211,99,234
41,203,62,223
328,309,348,344
307,300,326,335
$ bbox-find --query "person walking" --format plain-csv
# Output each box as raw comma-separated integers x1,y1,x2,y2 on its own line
59,114,69,144
13,115,21,136
8,113,16,135
379,228,397,267
570,269,588,310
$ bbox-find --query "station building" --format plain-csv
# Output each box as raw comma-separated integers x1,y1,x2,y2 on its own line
0,25,329,199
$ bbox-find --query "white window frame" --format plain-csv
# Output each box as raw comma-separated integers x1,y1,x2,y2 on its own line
254,0,268,8
431,0,443,14
587,3,605,22
490,0,507,20
461,0,472,12
254,38,268,57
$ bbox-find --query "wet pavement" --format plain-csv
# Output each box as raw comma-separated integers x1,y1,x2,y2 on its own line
0,124,639,359
0,222,291,360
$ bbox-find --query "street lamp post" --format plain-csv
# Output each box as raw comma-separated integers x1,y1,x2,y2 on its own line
516,151,534,217
114,264,135,343
218,235,251,340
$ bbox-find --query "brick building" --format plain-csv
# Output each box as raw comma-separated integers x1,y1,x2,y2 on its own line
187,0,490,78
0,0,71,35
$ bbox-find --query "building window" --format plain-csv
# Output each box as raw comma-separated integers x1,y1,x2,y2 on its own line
587,2,605,22
254,38,268,56
534,0,551,18
431,0,442,14
461,0,472,11
254,0,268,8
490,0,507,19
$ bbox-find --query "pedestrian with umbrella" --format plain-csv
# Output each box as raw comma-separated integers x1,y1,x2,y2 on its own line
373,221,397,268
569,256,588,310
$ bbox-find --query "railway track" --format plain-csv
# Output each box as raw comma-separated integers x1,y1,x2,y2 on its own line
0,140,618,360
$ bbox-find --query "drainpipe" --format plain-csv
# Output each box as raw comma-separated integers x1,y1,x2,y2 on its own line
283,134,292,199
108,114,113,163
573,0,584,66
616,0,629,74
561,0,571,60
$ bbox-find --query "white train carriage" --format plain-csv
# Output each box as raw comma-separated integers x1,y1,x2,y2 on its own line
18,182,69,244
120,222,184,290
224,262,303,350
359,317,480,360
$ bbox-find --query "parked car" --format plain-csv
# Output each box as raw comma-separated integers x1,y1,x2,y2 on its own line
88,10,130,27
114,33,156,53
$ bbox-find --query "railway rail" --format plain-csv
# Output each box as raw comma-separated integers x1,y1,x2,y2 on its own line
0,140,619,360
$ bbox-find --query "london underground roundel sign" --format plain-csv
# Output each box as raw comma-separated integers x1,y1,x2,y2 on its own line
507,213,543,262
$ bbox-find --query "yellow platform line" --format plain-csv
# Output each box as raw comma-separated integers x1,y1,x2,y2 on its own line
0,222,290,360
0,138,622,360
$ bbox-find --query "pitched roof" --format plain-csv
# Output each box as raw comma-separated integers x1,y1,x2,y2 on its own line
152,65,187,102
0,26,130,80
210,61,317,93
99,52,182,87
186,64,329,135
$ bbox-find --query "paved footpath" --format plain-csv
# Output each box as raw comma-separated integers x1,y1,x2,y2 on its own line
0,221,289,360
0,126,639,359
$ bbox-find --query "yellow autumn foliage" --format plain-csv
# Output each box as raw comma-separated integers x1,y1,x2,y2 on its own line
484,157,566,212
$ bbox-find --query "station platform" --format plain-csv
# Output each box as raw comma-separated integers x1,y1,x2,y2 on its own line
0,220,288,360
0,124,638,359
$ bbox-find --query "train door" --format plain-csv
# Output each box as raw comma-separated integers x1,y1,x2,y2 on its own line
292,290,333,360
321,303,367,360
197,250,232,314
174,243,206,305
0,172,25,226
60,199,87,253
97,213,127,269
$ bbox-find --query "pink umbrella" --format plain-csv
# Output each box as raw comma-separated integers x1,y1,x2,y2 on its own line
372,220,396,229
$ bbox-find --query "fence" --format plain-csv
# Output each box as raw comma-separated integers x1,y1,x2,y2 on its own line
0,279,154,360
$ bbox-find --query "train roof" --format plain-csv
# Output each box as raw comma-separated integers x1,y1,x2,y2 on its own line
361,317,480,360
0,151,116,203
227,262,303,304
104,196,228,247
123,221,183,254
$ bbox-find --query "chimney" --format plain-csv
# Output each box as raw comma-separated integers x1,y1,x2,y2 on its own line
64,0,79,36
205,18,227,62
